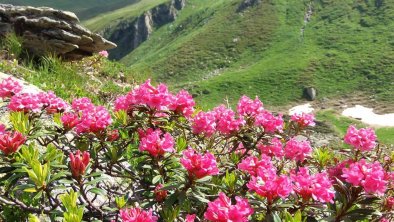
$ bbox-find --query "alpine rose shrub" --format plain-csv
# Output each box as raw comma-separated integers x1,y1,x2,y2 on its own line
284,138,312,162
138,128,175,157
204,192,253,222
291,167,335,203
0,77,22,98
344,125,377,151
342,159,387,195
291,112,316,128
0,79,392,222
257,137,284,158
180,148,219,179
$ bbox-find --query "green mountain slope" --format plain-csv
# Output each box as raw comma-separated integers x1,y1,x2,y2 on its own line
1,0,140,20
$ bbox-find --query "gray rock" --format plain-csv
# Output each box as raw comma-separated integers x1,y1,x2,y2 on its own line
304,87,317,101
237,0,262,12
0,4,116,60
103,0,186,60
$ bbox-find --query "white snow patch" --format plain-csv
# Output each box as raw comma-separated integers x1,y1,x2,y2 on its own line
342,105,394,127
289,103,314,115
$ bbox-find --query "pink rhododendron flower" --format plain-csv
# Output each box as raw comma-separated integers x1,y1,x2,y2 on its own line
98,50,109,58
61,112,80,130
69,150,90,180
237,95,264,117
169,90,195,118
0,131,26,155
180,148,219,179
72,97,94,112
255,111,284,133
75,106,112,134
344,125,376,151
0,77,22,98
238,155,275,176
129,80,172,110
204,192,253,222
185,214,196,222
154,184,168,202
38,91,69,114
291,113,316,128
191,111,217,137
257,137,284,157
247,170,292,202
119,207,158,222
327,159,354,182
342,159,387,195
8,93,43,113
0,124,6,135
139,128,175,157
114,95,129,112
213,105,244,135
291,167,335,203
284,138,312,162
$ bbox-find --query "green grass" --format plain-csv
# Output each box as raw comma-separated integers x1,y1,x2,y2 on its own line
83,0,394,108
1,0,140,20
317,110,394,144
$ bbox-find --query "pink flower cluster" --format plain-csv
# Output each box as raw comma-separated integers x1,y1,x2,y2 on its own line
204,192,253,222
237,95,264,117
98,50,109,58
291,113,316,128
8,91,69,113
237,96,284,133
257,137,284,158
240,154,293,201
342,159,387,195
0,77,22,98
284,138,312,162
238,155,275,176
114,80,195,117
191,111,217,136
192,105,245,136
191,96,284,137
180,148,219,179
60,98,112,134
138,128,175,157
255,110,284,133
291,167,335,203
119,207,158,222
344,125,376,151
247,171,292,202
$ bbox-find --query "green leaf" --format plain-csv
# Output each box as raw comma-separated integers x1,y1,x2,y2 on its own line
89,188,107,196
152,175,162,184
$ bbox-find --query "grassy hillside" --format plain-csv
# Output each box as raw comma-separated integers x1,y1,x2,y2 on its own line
1,0,140,20
85,0,394,108
83,0,169,32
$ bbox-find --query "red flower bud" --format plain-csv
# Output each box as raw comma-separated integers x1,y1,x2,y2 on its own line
154,184,167,202
0,131,26,155
69,150,90,180
107,129,119,142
